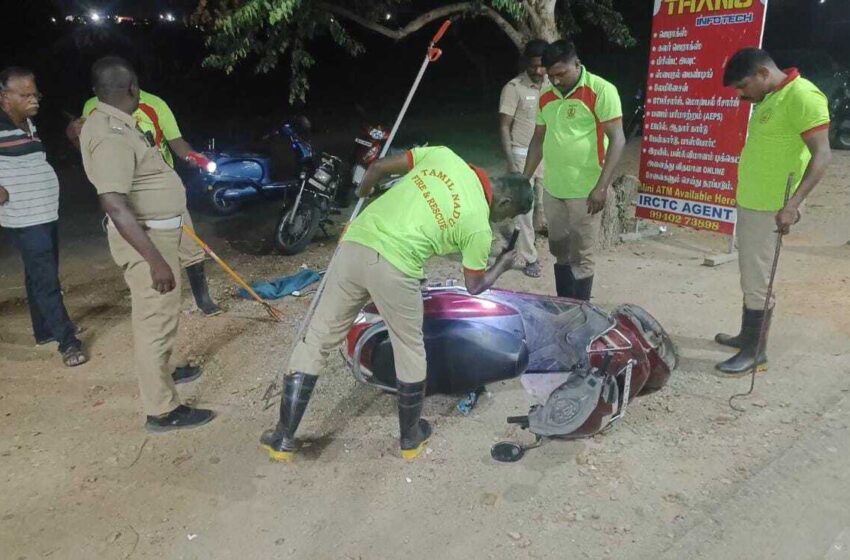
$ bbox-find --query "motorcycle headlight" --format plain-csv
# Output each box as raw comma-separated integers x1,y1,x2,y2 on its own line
205,161,217,174
313,168,332,184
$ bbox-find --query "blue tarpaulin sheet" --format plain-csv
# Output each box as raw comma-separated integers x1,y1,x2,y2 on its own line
238,269,321,301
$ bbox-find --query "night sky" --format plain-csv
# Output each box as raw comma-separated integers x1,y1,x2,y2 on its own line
3,0,848,160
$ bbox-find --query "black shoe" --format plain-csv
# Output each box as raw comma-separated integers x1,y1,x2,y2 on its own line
172,365,203,384
715,307,771,377
186,262,222,317
259,372,318,462
554,264,575,298
145,405,216,433
573,275,594,301
397,380,432,460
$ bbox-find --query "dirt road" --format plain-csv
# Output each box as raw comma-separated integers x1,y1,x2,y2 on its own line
1,143,848,560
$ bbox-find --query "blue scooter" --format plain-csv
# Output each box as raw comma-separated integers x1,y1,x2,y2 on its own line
188,118,318,216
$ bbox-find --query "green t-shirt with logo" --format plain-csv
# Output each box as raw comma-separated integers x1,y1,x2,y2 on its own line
737,71,830,211
535,67,622,199
343,146,493,279
83,90,182,168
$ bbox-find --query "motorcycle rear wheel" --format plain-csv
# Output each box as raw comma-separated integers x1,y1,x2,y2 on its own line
274,200,321,255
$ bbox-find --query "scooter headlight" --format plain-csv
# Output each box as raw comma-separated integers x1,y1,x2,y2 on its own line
313,168,332,184
205,161,217,174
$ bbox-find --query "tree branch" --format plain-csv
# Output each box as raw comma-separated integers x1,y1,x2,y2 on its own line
522,0,543,32
317,1,524,48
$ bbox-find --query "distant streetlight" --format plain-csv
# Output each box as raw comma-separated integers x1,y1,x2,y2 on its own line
50,17,57,23
385,13,392,21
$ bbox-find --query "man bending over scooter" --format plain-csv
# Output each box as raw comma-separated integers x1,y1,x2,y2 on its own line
260,146,532,461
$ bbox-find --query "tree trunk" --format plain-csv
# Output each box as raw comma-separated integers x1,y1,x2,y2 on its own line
525,0,559,42
597,174,639,250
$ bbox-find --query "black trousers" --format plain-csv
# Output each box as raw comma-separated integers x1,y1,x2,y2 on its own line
8,221,80,353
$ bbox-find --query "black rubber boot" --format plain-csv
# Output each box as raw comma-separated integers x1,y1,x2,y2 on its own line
715,306,746,348
573,275,594,302
259,373,318,461
554,264,575,298
185,262,222,317
715,308,771,377
397,380,432,460
716,307,772,348
172,365,203,385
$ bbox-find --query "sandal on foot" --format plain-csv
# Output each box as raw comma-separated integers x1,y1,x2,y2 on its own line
62,346,89,367
523,261,542,278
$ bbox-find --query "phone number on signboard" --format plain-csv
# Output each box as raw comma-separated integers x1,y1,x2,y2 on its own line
648,210,720,231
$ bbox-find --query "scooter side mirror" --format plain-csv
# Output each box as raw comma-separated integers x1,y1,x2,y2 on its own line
491,441,525,463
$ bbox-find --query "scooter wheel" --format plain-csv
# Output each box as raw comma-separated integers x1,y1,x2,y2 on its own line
208,183,242,216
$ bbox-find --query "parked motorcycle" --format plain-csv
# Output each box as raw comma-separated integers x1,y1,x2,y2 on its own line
189,117,319,216
344,283,677,445
273,150,347,255
350,123,390,189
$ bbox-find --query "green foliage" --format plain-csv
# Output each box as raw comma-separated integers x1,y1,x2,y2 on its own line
571,0,636,48
196,0,635,103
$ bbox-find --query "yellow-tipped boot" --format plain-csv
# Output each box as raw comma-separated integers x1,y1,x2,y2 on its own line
259,372,318,462
397,380,432,460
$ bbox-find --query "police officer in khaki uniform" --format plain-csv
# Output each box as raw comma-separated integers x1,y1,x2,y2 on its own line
80,57,215,432
499,39,549,278
67,90,222,317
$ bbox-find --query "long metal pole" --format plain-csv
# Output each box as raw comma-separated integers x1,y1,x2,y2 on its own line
729,172,795,411
283,20,453,368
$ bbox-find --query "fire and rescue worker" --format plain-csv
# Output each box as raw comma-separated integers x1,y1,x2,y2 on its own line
523,40,626,301
260,146,532,461
715,48,831,375
80,56,215,432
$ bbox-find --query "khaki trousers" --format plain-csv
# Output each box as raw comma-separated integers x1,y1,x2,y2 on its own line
737,207,783,310
108,227,182,416
178,211,206,268
288,242,427,383
510,150,544,265
541,190,600,279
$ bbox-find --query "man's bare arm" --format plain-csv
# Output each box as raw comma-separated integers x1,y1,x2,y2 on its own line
167,138,195,162
357,152,413,198
523,125,546,178
463,249,516,296
776,128,832,233
587,119,626,215
99,193,176,293
499,113,518,172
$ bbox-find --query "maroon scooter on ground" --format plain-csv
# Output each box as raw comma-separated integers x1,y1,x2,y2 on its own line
344,283,677,460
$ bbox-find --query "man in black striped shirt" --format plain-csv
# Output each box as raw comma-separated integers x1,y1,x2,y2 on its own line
0,67,87,367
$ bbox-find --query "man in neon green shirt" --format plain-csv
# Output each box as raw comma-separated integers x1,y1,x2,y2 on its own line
714,49,832,376
523,40,626,302
260,146,532,462
67,90,222,317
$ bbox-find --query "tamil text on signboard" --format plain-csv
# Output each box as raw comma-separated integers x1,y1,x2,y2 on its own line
636,0,768,235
